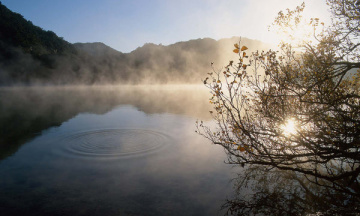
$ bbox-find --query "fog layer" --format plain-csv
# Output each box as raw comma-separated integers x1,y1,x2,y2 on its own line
1,38,272,85
0,2,274,85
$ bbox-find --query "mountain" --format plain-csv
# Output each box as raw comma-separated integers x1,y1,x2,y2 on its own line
0,2,75,56
0,2,273,85
121,37,271,83
74,42,122,57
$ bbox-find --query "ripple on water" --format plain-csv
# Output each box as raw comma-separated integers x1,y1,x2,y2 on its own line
54,129,171,159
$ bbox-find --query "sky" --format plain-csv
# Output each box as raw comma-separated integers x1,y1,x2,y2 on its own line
1,0,331,53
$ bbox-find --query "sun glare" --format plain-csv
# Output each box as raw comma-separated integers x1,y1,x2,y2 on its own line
277,21,314,47
281,118,297,137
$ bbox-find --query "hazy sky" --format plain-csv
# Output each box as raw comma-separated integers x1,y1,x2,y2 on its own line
2,0,331,53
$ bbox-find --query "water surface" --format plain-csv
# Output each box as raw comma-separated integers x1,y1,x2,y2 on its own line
0,85,235,216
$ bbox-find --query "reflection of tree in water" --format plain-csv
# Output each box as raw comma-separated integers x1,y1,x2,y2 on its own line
223,166,360,215
0,86,211,161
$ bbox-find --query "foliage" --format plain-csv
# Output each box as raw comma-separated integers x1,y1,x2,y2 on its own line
197,0,360,200
0,2,75,56
0,3,272,85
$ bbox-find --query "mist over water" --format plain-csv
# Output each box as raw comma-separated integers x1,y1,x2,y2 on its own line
0,85,213,158
0,85,237,216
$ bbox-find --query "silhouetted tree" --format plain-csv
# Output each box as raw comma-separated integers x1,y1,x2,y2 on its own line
197,0,360,199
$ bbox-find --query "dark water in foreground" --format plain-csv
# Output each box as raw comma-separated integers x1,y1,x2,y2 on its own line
0,86,235,216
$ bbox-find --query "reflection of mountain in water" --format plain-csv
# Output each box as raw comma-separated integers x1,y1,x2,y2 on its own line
0,85,211,161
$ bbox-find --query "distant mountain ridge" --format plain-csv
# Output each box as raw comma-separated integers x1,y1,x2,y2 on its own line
0,2,273,85
74,42,123,57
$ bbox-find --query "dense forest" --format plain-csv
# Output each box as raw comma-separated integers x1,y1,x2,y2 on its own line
0,2,271,85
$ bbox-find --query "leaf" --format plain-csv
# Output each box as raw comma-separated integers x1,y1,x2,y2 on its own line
234,44,239,49
243,52,246,57
241,46,248,51
233,49,239,53
238,146,246,152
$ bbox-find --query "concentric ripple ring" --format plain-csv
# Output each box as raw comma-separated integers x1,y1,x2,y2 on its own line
55,129,171,159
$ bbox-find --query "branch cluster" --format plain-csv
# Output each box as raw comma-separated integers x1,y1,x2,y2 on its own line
197,0,360,197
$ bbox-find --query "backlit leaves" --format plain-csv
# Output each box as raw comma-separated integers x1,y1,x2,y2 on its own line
238,146,246,152
234,44,248,53
197,0,360,209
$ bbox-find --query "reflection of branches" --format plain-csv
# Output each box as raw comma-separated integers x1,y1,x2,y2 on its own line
223,166,360,215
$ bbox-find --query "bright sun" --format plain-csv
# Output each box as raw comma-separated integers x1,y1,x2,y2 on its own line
281,118,297,137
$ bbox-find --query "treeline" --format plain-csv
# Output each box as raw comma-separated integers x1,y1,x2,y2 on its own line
0,2,272,85
0,2,75,56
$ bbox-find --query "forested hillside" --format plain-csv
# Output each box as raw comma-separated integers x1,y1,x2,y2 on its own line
0,2,272,85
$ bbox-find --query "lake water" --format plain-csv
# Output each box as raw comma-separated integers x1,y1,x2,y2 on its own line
0,85,237,216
